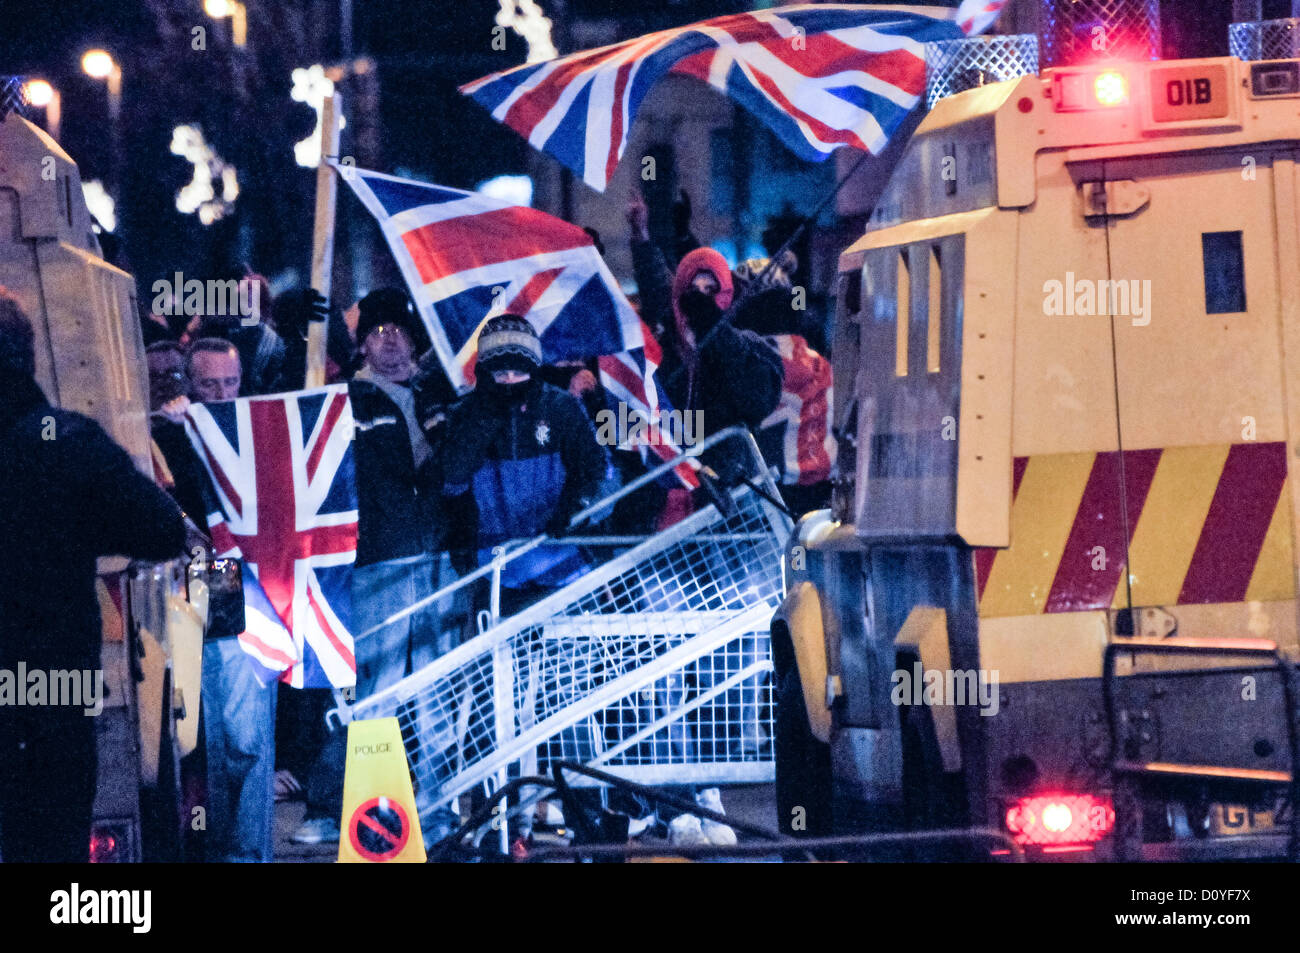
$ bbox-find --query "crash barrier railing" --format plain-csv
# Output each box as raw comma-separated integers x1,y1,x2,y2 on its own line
1102,637,1300,861
425,762,1024,863
341,427,794,846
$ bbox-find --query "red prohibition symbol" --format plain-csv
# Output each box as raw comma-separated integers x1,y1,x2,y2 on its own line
348,796,411,861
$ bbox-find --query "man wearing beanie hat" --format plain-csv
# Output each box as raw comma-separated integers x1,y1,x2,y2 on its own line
441,314,606,601
440,313,607,848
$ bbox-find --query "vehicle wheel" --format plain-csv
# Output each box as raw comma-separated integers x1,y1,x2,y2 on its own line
773,650,833,839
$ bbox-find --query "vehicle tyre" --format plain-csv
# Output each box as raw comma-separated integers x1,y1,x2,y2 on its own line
773,645,833,839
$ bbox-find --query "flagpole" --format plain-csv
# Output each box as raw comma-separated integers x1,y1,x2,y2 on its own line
696,147,872,353
307,92,342,388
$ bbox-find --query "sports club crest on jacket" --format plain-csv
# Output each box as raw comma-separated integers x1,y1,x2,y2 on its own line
184,386,358,689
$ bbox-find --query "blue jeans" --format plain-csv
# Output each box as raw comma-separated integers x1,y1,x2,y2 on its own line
202,637,277,862
305,554,441,820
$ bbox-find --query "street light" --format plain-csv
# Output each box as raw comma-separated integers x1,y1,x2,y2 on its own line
81,49,121,121
21,79,60,141
204,0,248,47
82,49,122,197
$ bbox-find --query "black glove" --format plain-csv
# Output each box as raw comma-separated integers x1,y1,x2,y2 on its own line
273,288,329,340
672,190,693,237
546,499,592,535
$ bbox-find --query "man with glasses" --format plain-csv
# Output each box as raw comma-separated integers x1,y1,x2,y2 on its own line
292,289,446,846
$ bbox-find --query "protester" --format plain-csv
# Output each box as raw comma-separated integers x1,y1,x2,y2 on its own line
292,289,446,846
192,273,285,396
352,289,434,467
732,256,836,516
146,341,208,525
0,289,185,862
441,314,607,611
187,337,243,402
626,194,785,503
184,342,280,862
659,247,784,478
439,315,608,848
624,199,785,847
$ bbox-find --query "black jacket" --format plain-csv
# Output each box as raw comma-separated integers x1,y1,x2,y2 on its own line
348,379,439,567
658,317,784,486
441,378,607,556
0,371,185,673
631,237,784,483
152,417,210,527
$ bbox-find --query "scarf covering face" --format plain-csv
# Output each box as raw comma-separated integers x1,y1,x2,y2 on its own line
670,247,734,365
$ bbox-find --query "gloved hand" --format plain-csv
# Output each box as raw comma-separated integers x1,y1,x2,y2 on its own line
545,509,573,538
274,287,330,340
306,288,329,322
155,394,191,424
672,189,693,238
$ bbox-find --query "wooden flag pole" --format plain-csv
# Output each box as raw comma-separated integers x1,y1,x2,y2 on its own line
306,92,342,388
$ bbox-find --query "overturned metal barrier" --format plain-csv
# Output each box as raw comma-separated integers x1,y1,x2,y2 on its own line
343,428,793,842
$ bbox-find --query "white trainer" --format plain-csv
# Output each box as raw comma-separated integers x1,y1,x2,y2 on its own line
696,787,738,846
667,813,709,847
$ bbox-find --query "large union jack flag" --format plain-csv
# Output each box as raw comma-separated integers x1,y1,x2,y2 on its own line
185,386,358,689
338,164,643,392
461,1,1007,192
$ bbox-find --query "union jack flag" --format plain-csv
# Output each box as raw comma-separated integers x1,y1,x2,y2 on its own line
598,322,701,490
338,164,643,392
461,2,1006,192
185,386,358,689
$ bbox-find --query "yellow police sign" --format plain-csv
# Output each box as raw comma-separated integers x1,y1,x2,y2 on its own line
337,717,426,863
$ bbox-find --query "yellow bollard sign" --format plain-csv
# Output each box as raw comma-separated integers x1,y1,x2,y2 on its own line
337,717,426,863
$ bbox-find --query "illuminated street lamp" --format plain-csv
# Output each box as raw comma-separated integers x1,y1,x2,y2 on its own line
81,49,121,121
204,0,248,47
21,78,60,141
82,49,122,196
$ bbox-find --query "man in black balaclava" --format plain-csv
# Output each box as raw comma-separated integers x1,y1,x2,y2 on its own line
440,314,606,610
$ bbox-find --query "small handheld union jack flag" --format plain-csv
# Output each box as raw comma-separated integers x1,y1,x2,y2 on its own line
185,386,358,689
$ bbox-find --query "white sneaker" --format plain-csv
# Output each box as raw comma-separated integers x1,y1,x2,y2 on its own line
290,816,340,845
535,800,564,828
696,787,738,846
667,813,709,847
627,814,655,838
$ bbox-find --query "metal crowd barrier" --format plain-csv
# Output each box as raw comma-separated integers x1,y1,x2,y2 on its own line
340,427,794,844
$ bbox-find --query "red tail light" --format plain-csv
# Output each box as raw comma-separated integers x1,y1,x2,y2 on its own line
1005,794,1115,846
1093,70,1129,106
89,823,128,863
1053,69,1130,111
